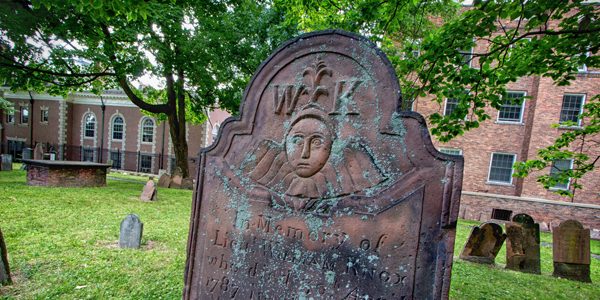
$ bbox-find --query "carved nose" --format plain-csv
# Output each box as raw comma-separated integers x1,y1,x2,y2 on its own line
301,140,311,159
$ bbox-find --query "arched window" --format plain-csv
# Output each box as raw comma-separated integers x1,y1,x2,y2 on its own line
112,116,124,140
141,118,154,143
84,113,96,138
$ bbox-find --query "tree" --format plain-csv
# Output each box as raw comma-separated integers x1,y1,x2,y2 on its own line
0,0,296,177
277,0,599,196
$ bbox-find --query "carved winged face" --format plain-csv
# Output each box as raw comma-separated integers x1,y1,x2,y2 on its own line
285,117,333,178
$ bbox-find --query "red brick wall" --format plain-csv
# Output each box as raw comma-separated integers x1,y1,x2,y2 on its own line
459,192,600,239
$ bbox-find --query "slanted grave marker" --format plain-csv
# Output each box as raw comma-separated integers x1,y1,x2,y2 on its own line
119,214,143,249
140,178,157,201
553,220,591,282
460,222,506,264
505,213,541,274
183,30,464,299
0,228,12,286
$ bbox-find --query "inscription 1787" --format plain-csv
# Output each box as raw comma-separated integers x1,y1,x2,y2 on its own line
184,30,463,300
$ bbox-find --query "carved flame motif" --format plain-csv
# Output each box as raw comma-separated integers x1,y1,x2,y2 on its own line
302,61,333,103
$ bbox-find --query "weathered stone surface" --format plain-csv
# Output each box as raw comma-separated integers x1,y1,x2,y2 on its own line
23,159,110,187
119,214,143,249
460,222,506,264
140,179,157,201
505,213,541,274
553,220,591,282
33,143,44,160
0,228,12,286
0,154,12,171
181,178,194,190
171,168,183,188
183,30,464,300
157,173,172,188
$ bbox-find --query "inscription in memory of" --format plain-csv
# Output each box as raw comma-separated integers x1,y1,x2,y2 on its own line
184,30,463,299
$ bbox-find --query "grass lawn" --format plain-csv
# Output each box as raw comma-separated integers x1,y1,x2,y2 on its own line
1,166,599,299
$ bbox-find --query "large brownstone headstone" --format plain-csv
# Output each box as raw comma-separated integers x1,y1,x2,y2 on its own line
0,228,12,286
505,213,541,274
553,220,591,282
157,173,172,188
460,222,506,264
183,30,464,299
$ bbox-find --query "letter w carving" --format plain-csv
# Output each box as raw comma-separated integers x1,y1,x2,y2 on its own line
273,85,306,115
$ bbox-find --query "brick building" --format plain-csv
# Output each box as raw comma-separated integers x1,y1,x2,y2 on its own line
0,88,228,177
412,12,600,234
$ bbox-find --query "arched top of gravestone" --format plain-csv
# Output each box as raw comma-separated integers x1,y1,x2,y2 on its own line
512,213,535,226
209,30,405,155
559,219,584,230
481,222,505,235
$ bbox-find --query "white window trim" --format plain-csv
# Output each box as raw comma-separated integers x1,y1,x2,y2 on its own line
458,47,473,68
19,106,29,125
83,113,96,139
487,152,517,186
439,148,463,156
40,107,49,124
577,51,590,73
549,159,574,191
6,111,15,124
559,93,586,128
140,117,155,145
496,91,527,124
111,115,125,141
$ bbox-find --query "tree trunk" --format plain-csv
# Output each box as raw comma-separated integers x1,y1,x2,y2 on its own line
169,114,189,178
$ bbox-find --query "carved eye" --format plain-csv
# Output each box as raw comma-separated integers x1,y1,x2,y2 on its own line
311,138,323,147
290,135,303,145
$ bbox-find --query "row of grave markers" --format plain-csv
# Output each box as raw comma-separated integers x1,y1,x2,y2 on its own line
460,214,592,282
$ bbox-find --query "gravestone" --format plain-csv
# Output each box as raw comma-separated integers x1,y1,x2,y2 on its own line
553,220,591,282
119,214,143,249
460,222,506,264
183,30,464,299
181,178,194,190
0,228,12,286
171,167,183,188
505,213,541,274
140,178,157,201
33,143,44,160
157,173,172,188
1,154,12,171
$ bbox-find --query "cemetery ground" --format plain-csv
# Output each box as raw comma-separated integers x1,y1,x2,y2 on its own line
0,166,598,299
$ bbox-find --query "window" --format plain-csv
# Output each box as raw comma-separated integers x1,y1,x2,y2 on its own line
444,98,459,116
110,151,122,169
488,153,516,184
142,119,154,143
82,147,95,162
439,148,462,156
7,111,14,124
84,114,96,138
20,106,29,124
498,92,526,123
458,47,473,67
139,154,152,173
559,94,585,126
40,108,49,123
549,159,573,190
112,117,124,140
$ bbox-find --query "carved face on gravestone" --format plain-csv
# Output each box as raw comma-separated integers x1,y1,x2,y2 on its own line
285,107,333,178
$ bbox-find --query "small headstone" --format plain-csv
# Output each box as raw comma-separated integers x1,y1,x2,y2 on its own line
460,222,506,264
505,213,541,274
1,154,12,171
181,178,194,190
140,179,157,201
33,143,44,160
171,167,183,188
157,173,172,188
22,148,32,160
552,220,591,282
119,214,143,249
0,228,12,286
